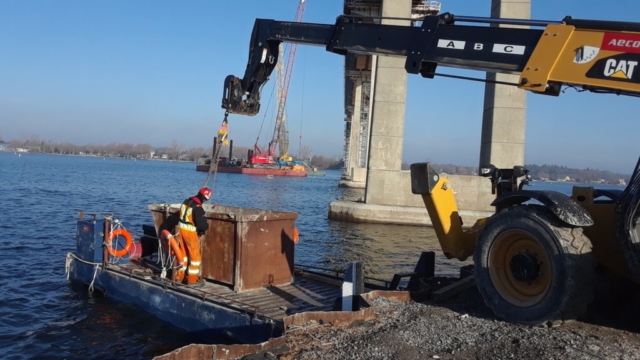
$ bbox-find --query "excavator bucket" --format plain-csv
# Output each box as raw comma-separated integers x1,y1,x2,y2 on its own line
617,157,640,282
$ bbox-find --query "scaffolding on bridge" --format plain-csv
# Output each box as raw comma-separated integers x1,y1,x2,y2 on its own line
341,0,440,178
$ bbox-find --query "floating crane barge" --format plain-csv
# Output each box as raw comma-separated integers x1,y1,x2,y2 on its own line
196,162,308,177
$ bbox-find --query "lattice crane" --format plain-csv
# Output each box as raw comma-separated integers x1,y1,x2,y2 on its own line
254,0,306,164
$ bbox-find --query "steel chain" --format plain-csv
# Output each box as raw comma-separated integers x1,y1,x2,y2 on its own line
201,111,229,197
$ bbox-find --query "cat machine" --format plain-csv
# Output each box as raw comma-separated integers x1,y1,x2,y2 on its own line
222,12,640,326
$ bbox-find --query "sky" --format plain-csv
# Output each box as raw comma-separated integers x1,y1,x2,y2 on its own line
1,0,639,174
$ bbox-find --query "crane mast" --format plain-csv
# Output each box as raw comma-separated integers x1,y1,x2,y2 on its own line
272,43,290,161
268,0,305,161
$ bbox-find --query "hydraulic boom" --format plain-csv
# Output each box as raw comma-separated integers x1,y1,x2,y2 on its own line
222,12,640,116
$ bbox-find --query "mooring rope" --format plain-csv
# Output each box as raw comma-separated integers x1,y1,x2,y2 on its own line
88,265,100,293
66,252,102,267
65,253,103,293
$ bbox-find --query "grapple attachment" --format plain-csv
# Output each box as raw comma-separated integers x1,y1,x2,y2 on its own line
221,19,281,116
222,75,261,116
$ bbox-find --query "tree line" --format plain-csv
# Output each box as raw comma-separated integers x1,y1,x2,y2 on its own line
5,137,625,181
400,162,630,185
524,164,630,185
1,137,342,169
4,137,211,162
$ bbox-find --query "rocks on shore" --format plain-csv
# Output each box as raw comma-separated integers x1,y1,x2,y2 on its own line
239,286,640,360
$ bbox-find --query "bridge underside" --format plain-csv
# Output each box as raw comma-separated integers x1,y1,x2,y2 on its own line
335,0,530,225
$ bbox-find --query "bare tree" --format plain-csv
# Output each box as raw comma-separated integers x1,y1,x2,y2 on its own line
155,146,173,159
170,140,185,159
232,146,251,161
9,139,23,149
298,144,313,161
120,143,135,157
22,133,41,145
185,147,208,162
309,154,340,169
134,143,154,158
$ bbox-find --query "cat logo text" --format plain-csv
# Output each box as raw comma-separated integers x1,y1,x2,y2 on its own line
604,59,638,79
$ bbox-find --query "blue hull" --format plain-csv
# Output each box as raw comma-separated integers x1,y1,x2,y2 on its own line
68,259,280,343
69,217,281,343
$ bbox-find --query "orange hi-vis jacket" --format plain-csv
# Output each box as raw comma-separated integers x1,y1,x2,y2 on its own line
178,197,209,234
175,196,209,284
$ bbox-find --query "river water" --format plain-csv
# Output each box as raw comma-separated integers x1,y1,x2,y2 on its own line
0,152,625,359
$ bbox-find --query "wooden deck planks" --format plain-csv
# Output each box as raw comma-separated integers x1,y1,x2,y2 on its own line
122,261,342,317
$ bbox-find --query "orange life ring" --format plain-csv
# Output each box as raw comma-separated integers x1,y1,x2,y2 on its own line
161,230,186,265
107,229,133,257
293,228,299,245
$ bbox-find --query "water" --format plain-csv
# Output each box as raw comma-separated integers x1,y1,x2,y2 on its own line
0,152,625,359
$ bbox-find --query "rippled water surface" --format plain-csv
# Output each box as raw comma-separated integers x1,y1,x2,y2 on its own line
0,152,459,359
4,153,620,358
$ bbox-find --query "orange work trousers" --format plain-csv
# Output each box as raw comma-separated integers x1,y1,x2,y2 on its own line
174,230,201,284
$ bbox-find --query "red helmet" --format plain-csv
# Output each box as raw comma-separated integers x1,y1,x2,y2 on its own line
199,188,212,200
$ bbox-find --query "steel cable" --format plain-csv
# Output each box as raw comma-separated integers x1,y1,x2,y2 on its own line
201,111,229,195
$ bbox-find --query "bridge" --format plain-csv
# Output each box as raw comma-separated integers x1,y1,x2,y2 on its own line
332,0,530,226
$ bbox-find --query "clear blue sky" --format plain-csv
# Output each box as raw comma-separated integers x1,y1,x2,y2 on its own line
1,0,639,174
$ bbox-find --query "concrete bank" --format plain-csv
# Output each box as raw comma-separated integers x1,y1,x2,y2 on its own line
328,200,492,227
331,172,495,226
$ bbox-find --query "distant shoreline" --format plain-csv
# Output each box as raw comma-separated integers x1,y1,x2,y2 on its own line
531,179,625,187
1,150,195,163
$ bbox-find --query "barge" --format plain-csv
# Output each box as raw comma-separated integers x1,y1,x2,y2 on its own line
66,204,377,343
195,164,307,177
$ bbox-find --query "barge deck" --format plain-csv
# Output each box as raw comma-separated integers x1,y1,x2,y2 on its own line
68,255,341,342
67,204,349,343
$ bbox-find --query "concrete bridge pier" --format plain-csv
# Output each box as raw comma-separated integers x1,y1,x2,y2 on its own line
363,0,411,205
480,0,531,169
330,0,530,226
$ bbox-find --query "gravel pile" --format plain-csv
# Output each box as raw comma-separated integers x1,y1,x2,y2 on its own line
240,279,640,360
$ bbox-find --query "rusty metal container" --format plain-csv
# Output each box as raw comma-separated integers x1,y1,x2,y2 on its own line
148,204,297,292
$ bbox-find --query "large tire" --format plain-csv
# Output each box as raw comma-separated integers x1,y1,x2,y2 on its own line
617,200,640,282
474,205,595,326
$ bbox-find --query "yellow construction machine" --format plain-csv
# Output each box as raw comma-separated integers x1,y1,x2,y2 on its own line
222,12,640,326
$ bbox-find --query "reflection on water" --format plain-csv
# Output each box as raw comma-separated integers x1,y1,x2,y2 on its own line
0,153,536,358
307,186,472,281
325,219,472,280
7,153,627,359
337,186,365,202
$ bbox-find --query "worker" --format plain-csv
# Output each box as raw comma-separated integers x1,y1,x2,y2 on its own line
175,188,211,287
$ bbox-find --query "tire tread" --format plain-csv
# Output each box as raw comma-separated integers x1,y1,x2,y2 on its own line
474,205,595,326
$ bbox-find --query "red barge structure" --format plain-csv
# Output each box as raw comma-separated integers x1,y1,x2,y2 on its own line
197,165,308,177
197,136,309,177
196,156,308,177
